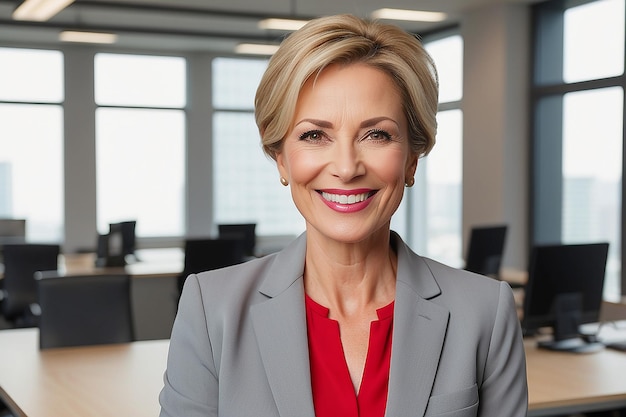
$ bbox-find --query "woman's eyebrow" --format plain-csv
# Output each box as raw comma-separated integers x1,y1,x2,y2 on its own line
295,117,399,129
294,118,333,128
360,116,399,129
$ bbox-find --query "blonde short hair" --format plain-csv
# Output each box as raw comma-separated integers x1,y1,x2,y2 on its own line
255,14,439,160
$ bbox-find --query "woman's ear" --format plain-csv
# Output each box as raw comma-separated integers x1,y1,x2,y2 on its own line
276,151,288,182
406,152,419,179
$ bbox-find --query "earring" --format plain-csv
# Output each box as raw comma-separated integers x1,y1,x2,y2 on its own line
280,177,289,186
405,177,415,187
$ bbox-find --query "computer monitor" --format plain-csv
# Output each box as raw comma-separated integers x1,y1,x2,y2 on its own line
110,221,137,258
95,229,125,267
218,223,256,257
521,242,609,352
95,221,136,267
464,224,507,278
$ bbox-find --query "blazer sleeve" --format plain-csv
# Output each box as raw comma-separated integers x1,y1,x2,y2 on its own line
159,274,219,417
479,281,528,417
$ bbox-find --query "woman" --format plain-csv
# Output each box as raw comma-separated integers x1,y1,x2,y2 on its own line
159,14,528,417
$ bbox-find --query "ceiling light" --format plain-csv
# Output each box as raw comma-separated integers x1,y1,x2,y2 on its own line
371,8,447,22
258,18,308,31
59,31,118,44
13,0,74,21
235,43,280,56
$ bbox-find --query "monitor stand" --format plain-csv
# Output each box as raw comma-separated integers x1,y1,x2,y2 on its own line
537,337,604,353
536,292,605,354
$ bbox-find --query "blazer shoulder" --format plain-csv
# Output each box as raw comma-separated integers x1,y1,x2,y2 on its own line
190,254,278,302
423,256,502,291
393,233,502,301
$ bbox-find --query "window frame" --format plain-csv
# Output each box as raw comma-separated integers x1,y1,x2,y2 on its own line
531,0,626,297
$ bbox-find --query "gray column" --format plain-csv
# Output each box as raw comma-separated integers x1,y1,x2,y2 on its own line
185,53,214,238
63,46,97,253
461,4,530,269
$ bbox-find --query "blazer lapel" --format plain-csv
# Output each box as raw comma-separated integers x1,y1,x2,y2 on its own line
386,233,450,417
251,234,316,417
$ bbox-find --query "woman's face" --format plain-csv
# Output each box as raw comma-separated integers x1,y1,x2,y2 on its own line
276,63,418,244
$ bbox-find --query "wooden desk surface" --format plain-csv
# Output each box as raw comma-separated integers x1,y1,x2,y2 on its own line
60,248,183,278
0,328,168,417
0,248,183,280
526,332,626,416
2,327,626,417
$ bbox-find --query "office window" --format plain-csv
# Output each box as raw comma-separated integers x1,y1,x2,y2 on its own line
212,57,304,236
95,53,185,107
407,34,463,266
95,53,186,237
426,35,464,103
0,48,63,242
423,109,463,266
0,48,63,103
533,0,625,299
563,0,624,83
562,87,623,297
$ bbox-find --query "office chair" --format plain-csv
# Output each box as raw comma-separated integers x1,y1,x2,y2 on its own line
36,272,134,349
218,223,256,257
464,224,508,279
1,243,60,328
177,237,246,295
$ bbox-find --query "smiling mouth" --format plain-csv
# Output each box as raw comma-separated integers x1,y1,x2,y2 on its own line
319,191,376,205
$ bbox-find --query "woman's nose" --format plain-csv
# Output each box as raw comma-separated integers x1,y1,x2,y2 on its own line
331,140,365,182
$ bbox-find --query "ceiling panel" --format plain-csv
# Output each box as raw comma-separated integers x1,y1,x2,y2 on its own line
0,0,545,53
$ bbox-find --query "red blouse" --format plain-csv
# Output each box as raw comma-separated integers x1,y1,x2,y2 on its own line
305,295,394,417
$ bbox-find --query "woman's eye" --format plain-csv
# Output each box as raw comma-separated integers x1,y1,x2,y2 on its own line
366,129,392,141
299,130,324,141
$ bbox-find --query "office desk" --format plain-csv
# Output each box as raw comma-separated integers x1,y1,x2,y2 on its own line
500,267,528,287
0,248,184,279
0,249,183,339
2,328,626,417
59,247,184,278
0,328,168,417
526,336,626,416
59,249,183,340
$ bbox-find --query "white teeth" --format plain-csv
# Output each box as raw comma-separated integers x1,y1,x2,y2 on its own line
321,191,370,204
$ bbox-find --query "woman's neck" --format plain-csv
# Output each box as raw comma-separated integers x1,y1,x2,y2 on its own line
303,229,397,319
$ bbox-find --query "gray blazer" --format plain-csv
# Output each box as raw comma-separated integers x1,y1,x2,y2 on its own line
159,232,528,417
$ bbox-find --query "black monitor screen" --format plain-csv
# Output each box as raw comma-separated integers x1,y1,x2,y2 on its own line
95,221,136,267
464,224,507,277
522,242,609,336
109,221,136,257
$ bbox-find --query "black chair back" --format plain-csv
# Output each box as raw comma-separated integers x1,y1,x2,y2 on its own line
37,273,134,349
1,243,60,324
218,223,256,257
178,237,245,293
